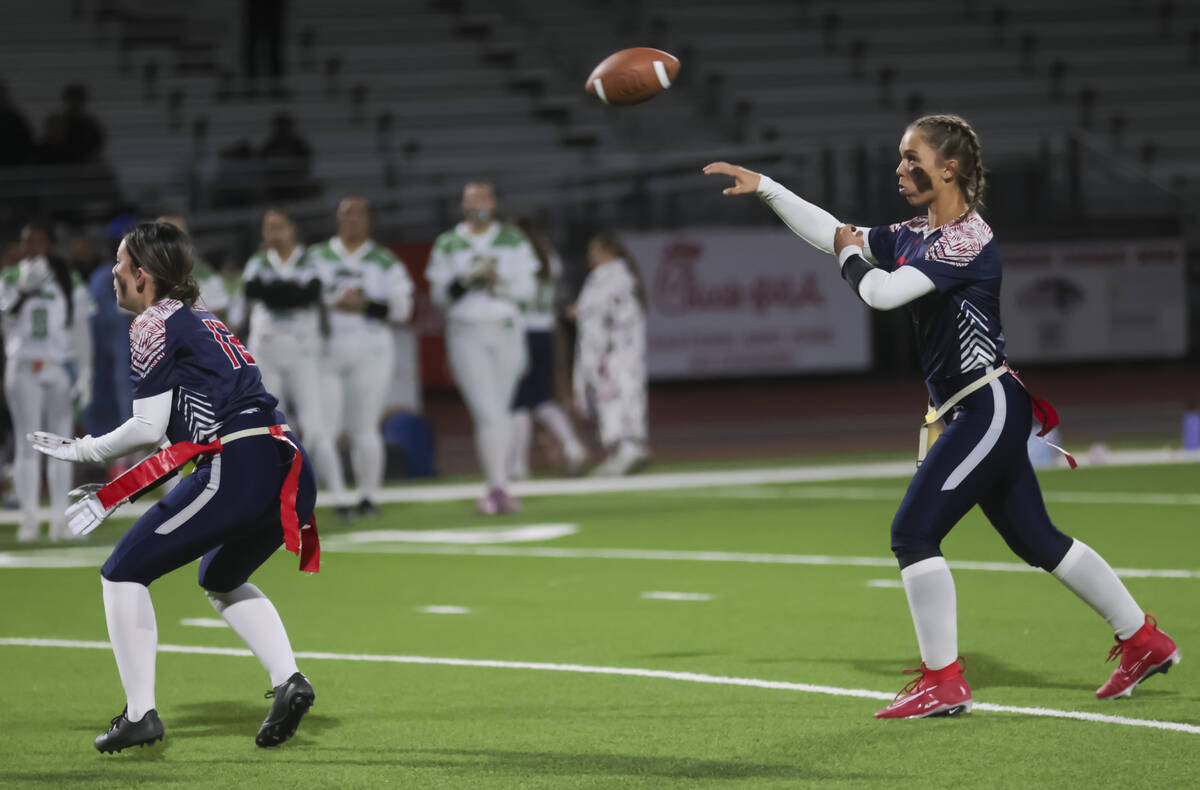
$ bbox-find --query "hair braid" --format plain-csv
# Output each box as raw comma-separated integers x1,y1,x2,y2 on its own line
909,114,987,213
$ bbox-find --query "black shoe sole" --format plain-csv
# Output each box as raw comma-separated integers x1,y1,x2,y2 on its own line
255,690,314,748
97,733,164,754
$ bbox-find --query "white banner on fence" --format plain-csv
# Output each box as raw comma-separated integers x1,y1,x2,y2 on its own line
1001,239,1187,363
623,229,871,380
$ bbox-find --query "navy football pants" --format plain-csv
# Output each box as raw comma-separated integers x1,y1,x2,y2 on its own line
102,415,317,592
891,372,1073,570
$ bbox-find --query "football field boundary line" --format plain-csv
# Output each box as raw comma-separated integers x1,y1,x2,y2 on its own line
2,637,1197,736
1,447,1196,524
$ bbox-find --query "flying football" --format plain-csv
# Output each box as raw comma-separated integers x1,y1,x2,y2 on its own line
585,47,681,105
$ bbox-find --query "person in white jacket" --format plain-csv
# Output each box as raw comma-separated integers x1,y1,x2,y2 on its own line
2,221,92,541
572,231,649,476
426,182,537,513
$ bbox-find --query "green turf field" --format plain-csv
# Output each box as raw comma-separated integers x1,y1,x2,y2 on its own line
1,461,1197,788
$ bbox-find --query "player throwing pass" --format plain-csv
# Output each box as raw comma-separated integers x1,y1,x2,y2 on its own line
704,114,1179,718
30,222,319,751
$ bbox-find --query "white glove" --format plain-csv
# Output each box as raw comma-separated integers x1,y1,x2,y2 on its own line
66,484,113,536
28,431,80,462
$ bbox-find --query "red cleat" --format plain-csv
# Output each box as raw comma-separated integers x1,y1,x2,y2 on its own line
1096,614,1180,700
875,659,973,719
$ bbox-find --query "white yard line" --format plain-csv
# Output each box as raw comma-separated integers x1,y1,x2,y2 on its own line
2,637,1196,736
1,448,1195,525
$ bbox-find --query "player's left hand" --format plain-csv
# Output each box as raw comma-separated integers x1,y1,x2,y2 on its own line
65,484,113,536
28,431,80,462
834,224,865,257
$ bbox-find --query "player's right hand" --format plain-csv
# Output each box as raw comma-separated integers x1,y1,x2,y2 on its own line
702,162,761,195
28,431,80,462
65,484,112,536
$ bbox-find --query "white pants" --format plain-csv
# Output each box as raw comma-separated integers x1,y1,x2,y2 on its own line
254,324,324,443
6,358,73,538
319,325,394,503
447,317,526,491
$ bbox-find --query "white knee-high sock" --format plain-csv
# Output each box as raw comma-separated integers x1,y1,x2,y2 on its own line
508,410,531,479
533,402,584,460
13,451,39,529
101,577,157,721
207,583,299,687
900,556,958,670
1051,539,1144,639
477,418,509,491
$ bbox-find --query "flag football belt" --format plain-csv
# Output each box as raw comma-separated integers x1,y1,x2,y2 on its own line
917,364,1076,469
95,424,320,573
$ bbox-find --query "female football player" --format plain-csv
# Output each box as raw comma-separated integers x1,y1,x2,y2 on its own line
31,222,319,750
704,114,1178,718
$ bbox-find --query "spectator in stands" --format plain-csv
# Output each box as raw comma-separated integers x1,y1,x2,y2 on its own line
508,216,587,479
242,0,287,96
0,82,37,167
260,112,314,201
570,231,649,476
43,84,106,165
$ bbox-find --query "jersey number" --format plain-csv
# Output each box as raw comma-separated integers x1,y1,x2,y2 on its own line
203,318,257,369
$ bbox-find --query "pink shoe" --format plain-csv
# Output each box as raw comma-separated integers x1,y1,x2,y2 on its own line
476,493,499,515
1096,615,1180,700
492,489,522,514
875,659,973,719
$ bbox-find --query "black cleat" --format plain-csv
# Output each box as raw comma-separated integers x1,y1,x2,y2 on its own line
334,505,355,523
256,672,315,748
94,707,164,753
356,498,380,518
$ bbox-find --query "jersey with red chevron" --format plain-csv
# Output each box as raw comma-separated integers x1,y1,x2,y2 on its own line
868,210,1005,382
130,298,276,443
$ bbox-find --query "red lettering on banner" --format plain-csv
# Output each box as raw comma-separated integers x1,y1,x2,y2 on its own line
652,242,826,316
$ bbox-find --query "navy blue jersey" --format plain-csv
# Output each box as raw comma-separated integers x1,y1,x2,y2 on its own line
868,211,1005,382
129,298,277,444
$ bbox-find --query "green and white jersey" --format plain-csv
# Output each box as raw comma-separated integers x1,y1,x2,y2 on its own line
242,244,324,338
0,257,92,363
310,237,413,336
194,258,231,314
427,222,538,324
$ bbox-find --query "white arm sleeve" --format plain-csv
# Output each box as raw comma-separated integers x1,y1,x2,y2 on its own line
855,264,938,311
756,175,845,255
76,390,172,462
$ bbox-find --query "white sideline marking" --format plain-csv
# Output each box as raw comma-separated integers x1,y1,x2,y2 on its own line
180,618,229,628
2,448,1195,525
2,637,1197,736
642,591,713,601
867,579,904,588
706,485,1200,507
334,523,578,545
320,544,1200,580
420,606,470,615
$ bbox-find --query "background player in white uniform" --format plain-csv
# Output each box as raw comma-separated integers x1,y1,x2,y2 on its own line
427,182,537,514
241,209,340,505
507,217,586,480
310,197,413,517
1,222,92,540
572,232,649,476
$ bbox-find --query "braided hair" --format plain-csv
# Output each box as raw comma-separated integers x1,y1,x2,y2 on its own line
908,114,987,212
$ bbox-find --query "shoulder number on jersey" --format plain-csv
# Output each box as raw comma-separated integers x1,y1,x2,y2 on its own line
203,318,257,369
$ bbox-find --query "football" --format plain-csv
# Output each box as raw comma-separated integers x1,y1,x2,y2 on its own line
585,47,681,106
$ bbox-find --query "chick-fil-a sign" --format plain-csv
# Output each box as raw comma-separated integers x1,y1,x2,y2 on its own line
624,229,870,379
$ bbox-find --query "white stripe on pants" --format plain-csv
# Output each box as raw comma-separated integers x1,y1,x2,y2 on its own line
447,318,526,491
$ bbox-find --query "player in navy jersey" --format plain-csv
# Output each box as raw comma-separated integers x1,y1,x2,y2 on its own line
704,114,1178,719
29,222,320,751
